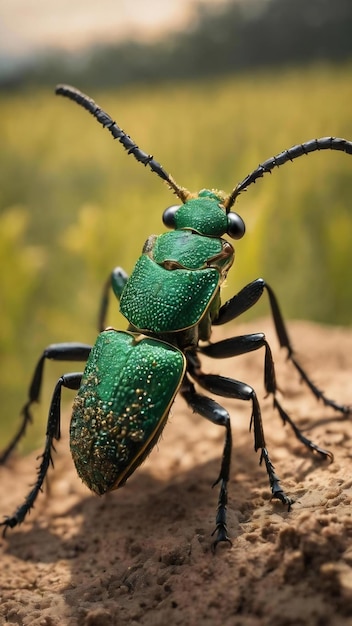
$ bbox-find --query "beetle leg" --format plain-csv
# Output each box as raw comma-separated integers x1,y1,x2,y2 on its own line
181,378,232,549
200,334,333,460
213,278,266,325
182,367,292,549
264,282,351,414
188,368,293,508
213,278,351,415
0,343,91,464
1,372,82,534
98,266,129,332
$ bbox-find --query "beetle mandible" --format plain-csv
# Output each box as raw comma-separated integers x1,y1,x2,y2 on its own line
1,84,351,548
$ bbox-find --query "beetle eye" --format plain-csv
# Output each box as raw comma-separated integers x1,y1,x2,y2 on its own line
227,212,245,239
162,205,180,229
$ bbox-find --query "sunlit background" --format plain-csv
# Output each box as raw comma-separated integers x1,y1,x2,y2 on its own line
0,0,196,61
1,0,352,447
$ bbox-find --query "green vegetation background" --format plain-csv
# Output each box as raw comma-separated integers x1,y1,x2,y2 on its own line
1,64,352,448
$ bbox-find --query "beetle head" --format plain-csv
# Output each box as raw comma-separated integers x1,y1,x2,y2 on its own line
162,189,245,239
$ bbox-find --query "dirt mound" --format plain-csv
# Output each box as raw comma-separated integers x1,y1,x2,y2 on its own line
1,320,352,626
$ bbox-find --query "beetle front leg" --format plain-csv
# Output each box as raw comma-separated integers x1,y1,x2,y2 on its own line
1,372,82,534
264,282,351,415
98,266,129,331
0,343,91,464
213,278,351,416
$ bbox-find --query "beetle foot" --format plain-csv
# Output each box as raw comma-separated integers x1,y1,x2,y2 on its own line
211,477,232,551
273,399,334,461
302,436,334,462
260,448,293,511
271,487,294,511
0,516,19,537
0,498,30,536
211,524,232,552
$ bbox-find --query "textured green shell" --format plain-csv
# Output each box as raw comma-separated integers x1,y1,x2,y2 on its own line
70,330,185,495
152,230,223,270
120,255,220,332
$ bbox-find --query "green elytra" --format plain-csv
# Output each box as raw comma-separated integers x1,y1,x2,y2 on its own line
70,330,186,494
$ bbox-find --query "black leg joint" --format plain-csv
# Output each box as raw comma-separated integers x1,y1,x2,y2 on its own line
213,279,265,326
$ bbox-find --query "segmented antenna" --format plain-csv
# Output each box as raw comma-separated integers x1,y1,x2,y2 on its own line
225,136,352,210
55,84,190,203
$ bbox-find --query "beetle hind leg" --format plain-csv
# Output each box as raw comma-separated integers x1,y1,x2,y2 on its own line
1,372,82,535
0,343,91,465
188,366,293,506
181,371,293,549
181,379,232,549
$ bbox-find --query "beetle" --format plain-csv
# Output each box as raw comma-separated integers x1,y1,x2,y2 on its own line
1,84,351,548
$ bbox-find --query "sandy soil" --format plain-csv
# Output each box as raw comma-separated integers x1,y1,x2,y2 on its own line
1,319,352,626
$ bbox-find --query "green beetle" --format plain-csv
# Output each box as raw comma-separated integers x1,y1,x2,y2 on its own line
1,86,351,548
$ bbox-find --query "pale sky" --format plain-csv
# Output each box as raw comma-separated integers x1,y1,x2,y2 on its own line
0,0,221,59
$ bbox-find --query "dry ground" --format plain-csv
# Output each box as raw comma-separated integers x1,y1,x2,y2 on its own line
1,319,352,626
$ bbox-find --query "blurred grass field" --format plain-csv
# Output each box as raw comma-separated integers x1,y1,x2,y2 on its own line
1,63,352,447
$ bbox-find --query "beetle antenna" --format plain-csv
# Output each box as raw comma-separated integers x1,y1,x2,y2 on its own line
224,136,352,210
55,84,190,203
